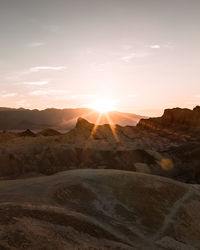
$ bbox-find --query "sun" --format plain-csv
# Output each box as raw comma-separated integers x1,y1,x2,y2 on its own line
90,98,116,113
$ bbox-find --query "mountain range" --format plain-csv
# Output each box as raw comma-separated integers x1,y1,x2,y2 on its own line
0,107,145,130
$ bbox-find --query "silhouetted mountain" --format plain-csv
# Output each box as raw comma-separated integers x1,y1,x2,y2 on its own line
0,107,145,130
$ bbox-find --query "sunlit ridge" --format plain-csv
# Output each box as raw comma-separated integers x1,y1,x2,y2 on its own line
83,110,120,151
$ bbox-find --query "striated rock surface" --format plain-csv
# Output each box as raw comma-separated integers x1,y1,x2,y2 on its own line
0,169,199,249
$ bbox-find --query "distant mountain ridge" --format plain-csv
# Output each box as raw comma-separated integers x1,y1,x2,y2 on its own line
0,107,145,130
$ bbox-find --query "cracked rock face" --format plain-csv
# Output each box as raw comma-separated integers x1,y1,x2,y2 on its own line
0,169,199,249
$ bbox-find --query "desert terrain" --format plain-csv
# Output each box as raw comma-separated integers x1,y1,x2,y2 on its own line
0,106,200,249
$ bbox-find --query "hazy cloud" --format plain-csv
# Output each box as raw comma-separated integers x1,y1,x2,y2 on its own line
30,66,67,72
1,93,17,98
29,90,49,96
150,45,161,49
29,89,68,96
148,43,174,50
24,81,49,86
121,52,149,63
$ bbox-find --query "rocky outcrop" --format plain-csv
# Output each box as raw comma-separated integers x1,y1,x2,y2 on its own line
66,117,186,150
18,129,36,137
138,106,200,132
0,169,199,249
0,116,197,183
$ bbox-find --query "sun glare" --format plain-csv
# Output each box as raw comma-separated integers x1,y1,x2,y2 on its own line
90,98,116,113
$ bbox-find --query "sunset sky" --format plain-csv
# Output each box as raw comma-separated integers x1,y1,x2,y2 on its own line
0,0,199,116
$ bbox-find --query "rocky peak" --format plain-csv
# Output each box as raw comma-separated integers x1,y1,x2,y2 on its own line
194,105,200,112
75,117,94,130
19,129,35,137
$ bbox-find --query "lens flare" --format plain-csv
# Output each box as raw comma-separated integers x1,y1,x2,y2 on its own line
159,158,173,171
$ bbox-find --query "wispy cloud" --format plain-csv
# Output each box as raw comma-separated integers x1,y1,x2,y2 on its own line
30,66,67,72
29,89,68,96
27,42,45,47
121,52,150,63
29,90,48,96
148,42,174,50
150,44,161,49
1,93,17,98
24,81,49,86
4,66,66,82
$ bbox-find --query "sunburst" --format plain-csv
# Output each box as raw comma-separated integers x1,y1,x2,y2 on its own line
90,98,116,113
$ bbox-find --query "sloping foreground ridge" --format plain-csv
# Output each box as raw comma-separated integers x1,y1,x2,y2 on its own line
0,169,199,250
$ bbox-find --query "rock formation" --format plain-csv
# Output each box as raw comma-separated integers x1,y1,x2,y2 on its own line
18,129,36,137
138,106,200,133
0,113,199,183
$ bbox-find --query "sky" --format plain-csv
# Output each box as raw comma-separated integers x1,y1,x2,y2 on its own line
0,0,200,116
